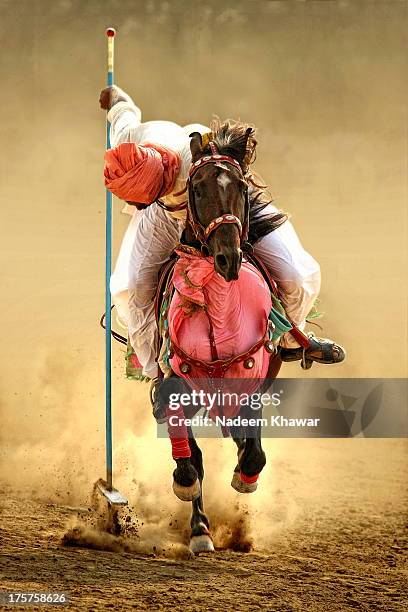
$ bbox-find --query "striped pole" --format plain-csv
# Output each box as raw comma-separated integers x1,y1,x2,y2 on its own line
105,27,115,490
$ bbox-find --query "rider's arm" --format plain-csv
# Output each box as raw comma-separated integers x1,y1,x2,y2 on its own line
100,85,142,147
108,100,142,146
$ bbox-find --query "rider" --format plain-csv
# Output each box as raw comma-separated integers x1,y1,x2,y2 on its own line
99,85,345,383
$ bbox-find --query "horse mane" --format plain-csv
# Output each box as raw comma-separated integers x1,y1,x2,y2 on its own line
207,117,257,172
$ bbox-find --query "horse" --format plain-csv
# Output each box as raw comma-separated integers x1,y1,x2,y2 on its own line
155,120,286,553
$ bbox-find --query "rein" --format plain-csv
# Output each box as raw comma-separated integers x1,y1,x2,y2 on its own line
186,142,250,250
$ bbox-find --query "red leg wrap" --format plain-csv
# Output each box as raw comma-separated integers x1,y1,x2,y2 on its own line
166,404,191,459
240,471,259,484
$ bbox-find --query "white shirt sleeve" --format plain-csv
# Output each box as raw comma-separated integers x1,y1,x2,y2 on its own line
107,100,142,147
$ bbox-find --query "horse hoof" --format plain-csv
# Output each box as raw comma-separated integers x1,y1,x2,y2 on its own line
173,478,201,502
190,533,215,554
231,471,258,494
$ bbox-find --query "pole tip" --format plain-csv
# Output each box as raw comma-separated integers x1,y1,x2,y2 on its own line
106,27,116,37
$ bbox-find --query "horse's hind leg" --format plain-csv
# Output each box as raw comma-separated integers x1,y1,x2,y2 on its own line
188,429,214,553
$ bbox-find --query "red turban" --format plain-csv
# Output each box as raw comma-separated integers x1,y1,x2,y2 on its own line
104,142,181,204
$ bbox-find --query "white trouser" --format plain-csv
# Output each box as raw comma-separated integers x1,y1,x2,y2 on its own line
253,207,321,348
111,203,320,378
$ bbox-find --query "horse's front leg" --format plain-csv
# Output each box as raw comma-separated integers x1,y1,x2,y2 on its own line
231,406,266,494
172,457,200,501
159,377,201,501
170,413,201,502
188,428,214,553
230,424,246,472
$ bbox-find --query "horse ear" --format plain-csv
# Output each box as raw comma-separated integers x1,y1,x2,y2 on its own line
240,127,256,168
242,127,254,153
189,132,203,162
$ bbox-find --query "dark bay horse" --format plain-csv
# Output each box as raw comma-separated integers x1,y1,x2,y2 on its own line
156,120,283,553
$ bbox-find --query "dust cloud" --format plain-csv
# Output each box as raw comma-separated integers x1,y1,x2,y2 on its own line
0,0,407,557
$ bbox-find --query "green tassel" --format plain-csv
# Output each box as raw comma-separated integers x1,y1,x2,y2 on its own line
271,293,286,316
306,298,324,322
268,307,292,341
125,338,150,382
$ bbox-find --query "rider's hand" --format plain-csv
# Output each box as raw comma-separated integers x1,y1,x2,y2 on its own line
99,85,131,111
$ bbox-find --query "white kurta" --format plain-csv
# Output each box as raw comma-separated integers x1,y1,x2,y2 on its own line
108,98,321,378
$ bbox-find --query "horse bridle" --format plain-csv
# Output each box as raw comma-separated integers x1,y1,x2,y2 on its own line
186,141,250,251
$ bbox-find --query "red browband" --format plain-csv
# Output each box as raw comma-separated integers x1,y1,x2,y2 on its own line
189,153,243,178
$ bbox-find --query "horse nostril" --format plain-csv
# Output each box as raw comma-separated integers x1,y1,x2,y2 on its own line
215,253,228,269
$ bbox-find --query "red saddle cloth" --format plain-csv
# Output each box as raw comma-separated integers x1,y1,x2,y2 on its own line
168,251,272,418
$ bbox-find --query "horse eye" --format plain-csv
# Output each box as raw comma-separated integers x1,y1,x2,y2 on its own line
194,186,202,198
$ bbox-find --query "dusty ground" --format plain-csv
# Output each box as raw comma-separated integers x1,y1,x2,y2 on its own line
1,439,407,611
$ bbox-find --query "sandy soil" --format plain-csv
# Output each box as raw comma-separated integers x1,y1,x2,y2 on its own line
1,439,406,611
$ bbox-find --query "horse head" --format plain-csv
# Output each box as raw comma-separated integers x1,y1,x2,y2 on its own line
186,120,257,281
